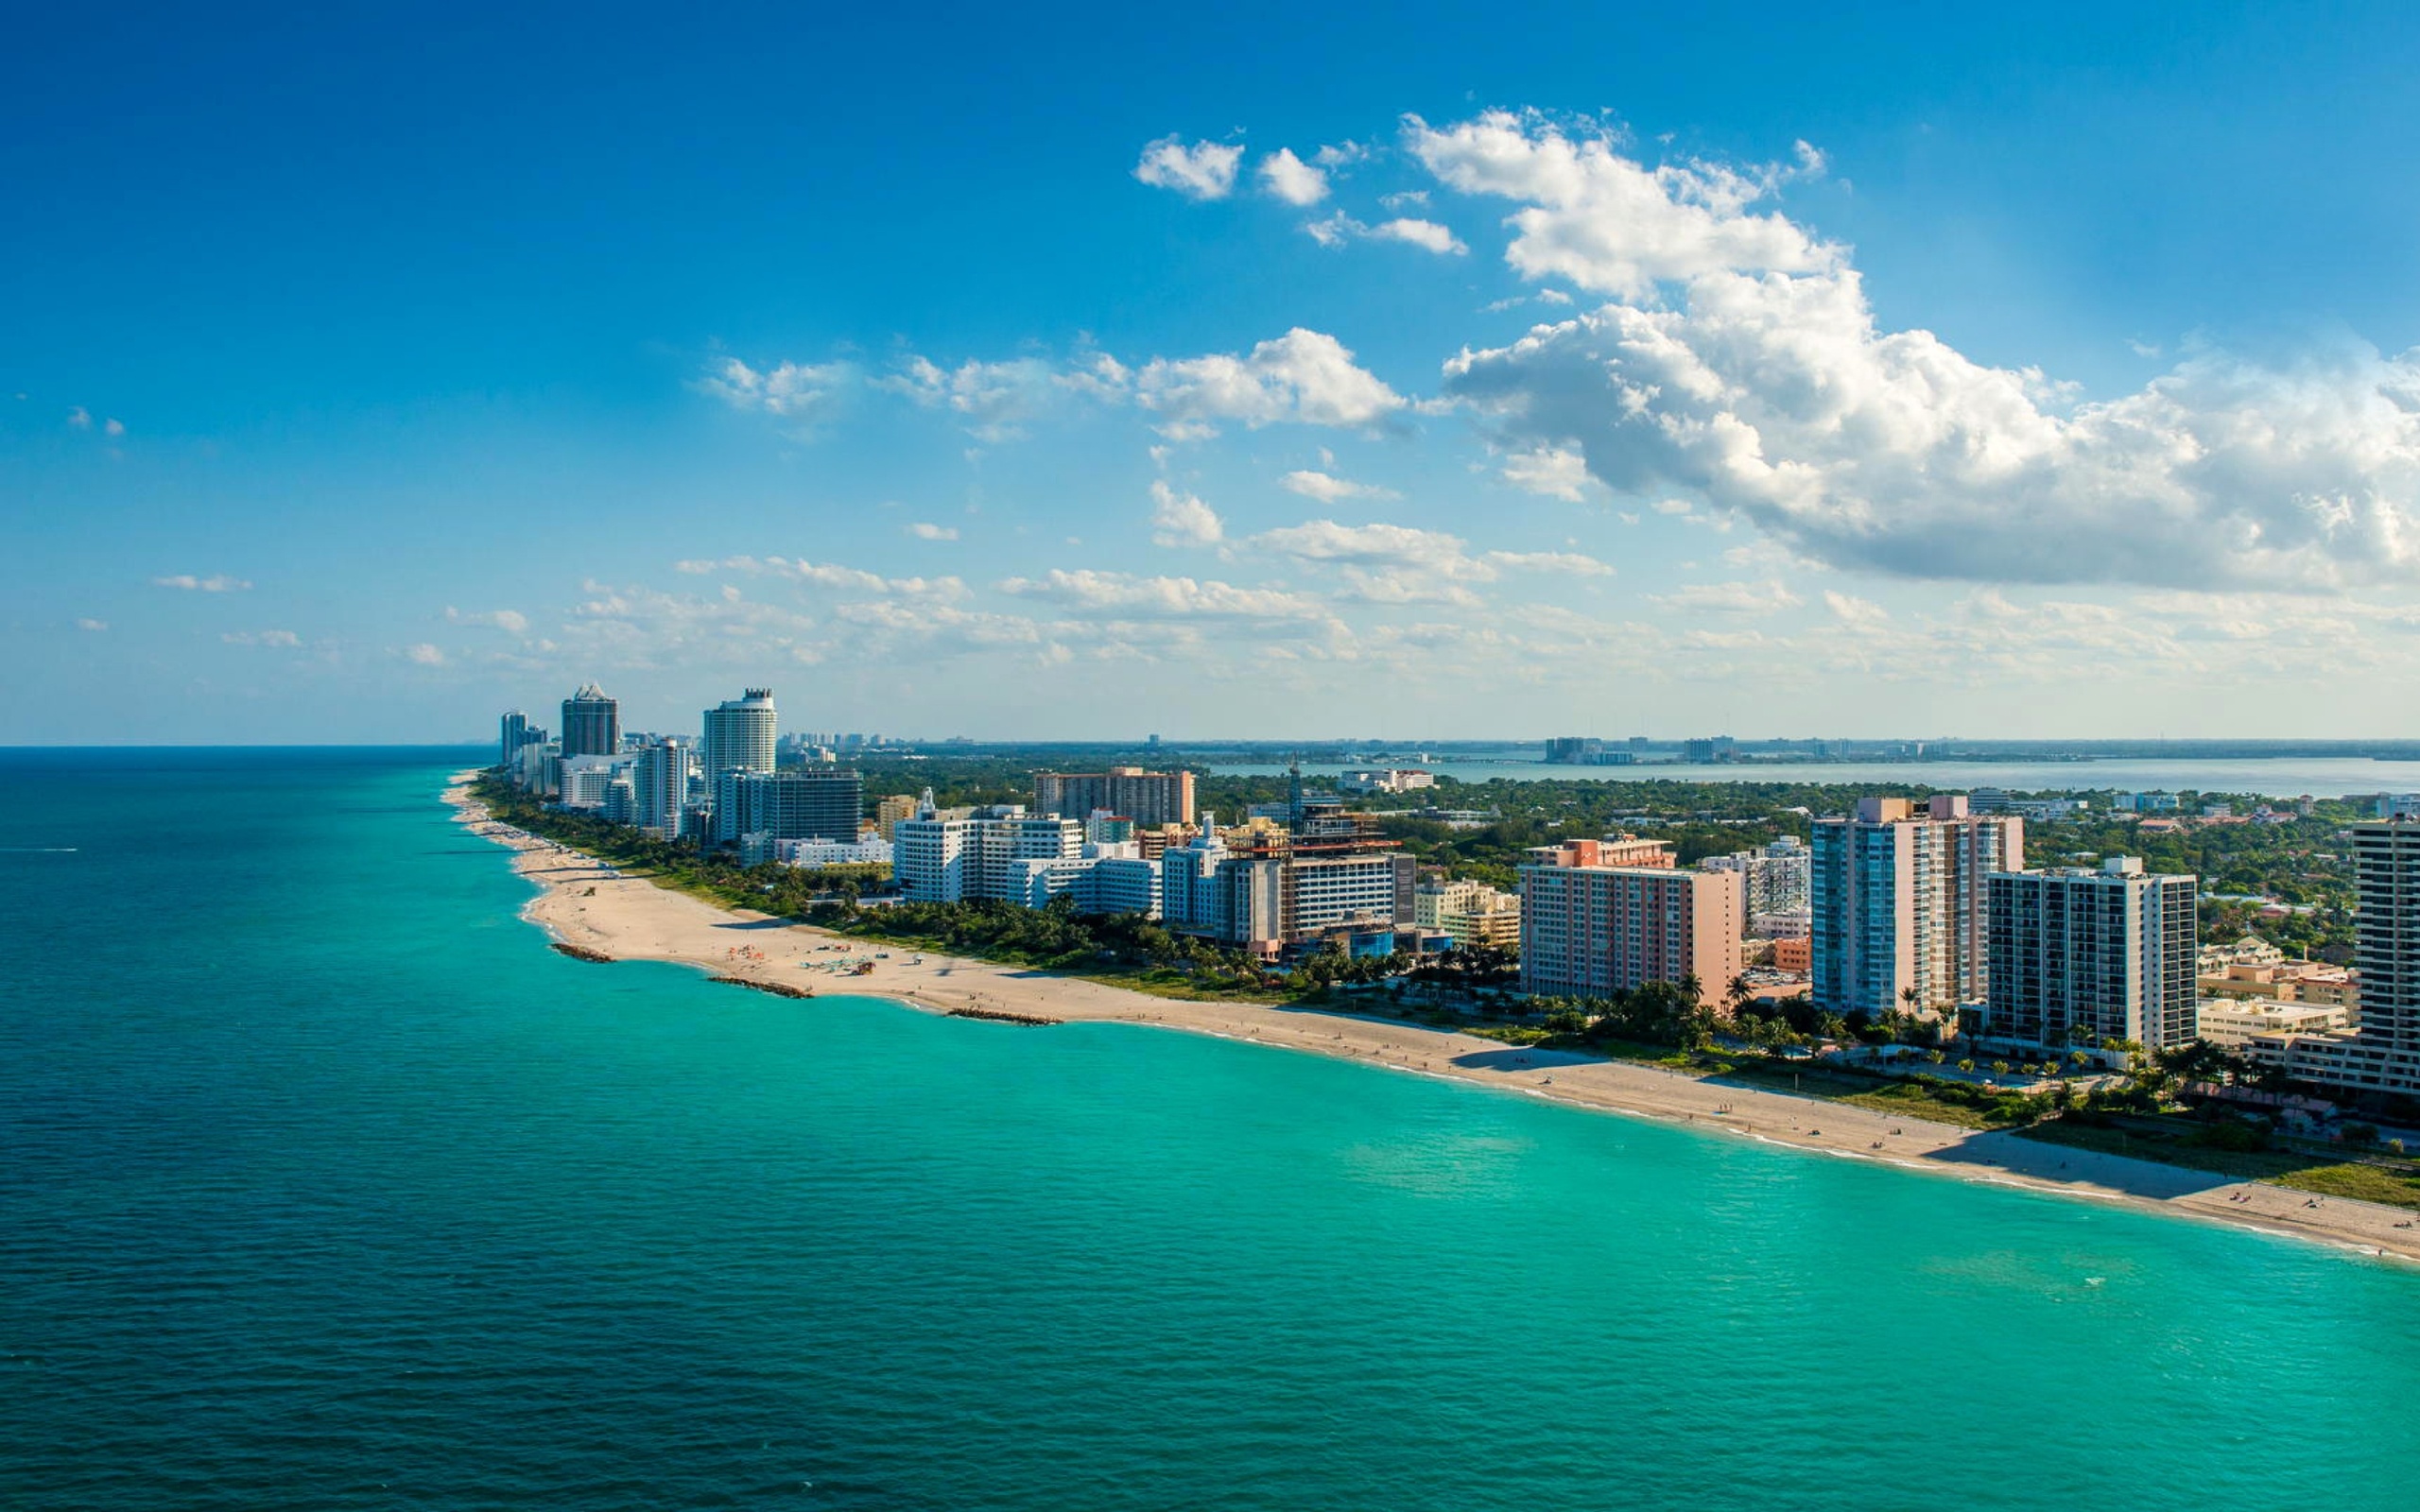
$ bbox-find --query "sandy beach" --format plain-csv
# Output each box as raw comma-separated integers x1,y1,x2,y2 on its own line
446,774,2420,1264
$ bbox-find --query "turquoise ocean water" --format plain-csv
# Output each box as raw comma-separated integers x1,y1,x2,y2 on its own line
5,747,2417,1511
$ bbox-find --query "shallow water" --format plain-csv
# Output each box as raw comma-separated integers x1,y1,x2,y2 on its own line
4,747,2414,1510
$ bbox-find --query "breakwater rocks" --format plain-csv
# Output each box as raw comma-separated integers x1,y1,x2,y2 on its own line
708,975,815,1000
550,942,614,963
947,1006,1061,1027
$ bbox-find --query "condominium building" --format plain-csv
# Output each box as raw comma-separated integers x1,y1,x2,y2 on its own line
560,682,620,759
558,753,633,810
1518,838,1741,1008
1810,796,2024,1016
1338,767,1436,795
1413,875,1522,949
631,739,693,837
700,688,778,778
1702,835,1811,936
713,769,863,847
2259,820,2420,1093
1033,766,1196,827
498,711,547,769
1982,858,2199,1052
873,793,918,840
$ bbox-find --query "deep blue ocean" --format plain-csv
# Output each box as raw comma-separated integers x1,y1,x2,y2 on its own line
5,747,2417,1510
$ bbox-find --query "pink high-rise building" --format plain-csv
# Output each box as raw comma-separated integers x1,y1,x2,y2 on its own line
1518,838,1741,1007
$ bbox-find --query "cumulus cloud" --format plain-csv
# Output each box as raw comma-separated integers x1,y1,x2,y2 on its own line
1498,444,1598,501
446,607,530,634
1150,480,1224,547
699,356,852,420
1408,110,1830,297
1258,147,1328,205
1305,213,1467,255
1414,109,2420,589
1649,578,1804,614
103,417,125,437
998,568,1326,619
1136,328,1404,437
405,643,445,664
908,522,960,541
1280,469,1398,503
67,406,91,429
154,573,251,592
223,629,303,647
75,617,107,631
878,353,1125,440
1134,135,1243,200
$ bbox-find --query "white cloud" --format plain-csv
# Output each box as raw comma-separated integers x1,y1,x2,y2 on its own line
67,405,91,429
1258,148,1328,205
1823,590,1891,627
154,573,251,592
445,607,529,634
878,353,1111,441
75,617,107,631
1136,328,1404,436
1134,135,1243,200
672,555,968,600
1499,444,1597,501
1421,110,2420,589
998,568,1326,620
1305,213,1466,255
1407,110,1831,298
1150,480,1224,547
1649,578,1804,615
103,417,124,437
223,629,303,648
699,356,852,420
908,522,959,541
405,643,445,664
1484,549,1614,576
1280,469,1398,503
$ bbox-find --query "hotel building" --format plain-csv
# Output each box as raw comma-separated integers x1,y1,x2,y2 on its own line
714,768,864,847
700,689,778,779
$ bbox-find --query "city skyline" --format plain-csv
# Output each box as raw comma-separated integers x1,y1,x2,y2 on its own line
14,6,2420,743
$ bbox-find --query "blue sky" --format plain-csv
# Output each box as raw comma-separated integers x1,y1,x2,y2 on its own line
9,2,2420,742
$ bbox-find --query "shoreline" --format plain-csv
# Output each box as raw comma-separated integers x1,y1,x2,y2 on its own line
443,773,2420,1265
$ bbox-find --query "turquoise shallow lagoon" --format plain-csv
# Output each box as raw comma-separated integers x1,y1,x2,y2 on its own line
5,747,2417,1510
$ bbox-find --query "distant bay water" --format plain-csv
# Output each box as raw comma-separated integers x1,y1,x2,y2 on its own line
1212,753,2420,798
4,746,2417,1511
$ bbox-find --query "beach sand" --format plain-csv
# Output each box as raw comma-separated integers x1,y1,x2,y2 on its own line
446,775,2420,1264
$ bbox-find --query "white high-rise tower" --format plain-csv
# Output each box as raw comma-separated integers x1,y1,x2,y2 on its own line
701,688,778,778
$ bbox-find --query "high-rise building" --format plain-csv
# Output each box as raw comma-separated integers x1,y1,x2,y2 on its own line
893,798,1083,904
713,769,863,847
1811,796,2024,1017
873,793,918,840
1984,859,2199,1052
701,689,778,779
2263,821,2420,1092
1032,766,1196,827
1702,835,1812,936
631,739,693,836
561,683,620,759
1159,816,1414,955
497,711,547,769
1518,838,1740,1008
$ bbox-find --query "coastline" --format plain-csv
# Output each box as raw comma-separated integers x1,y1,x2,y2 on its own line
444,773,2420,1265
